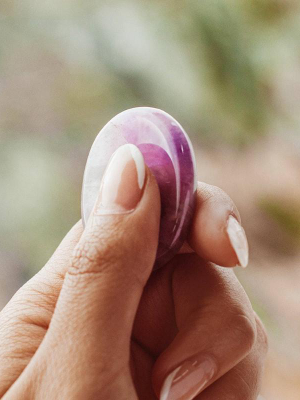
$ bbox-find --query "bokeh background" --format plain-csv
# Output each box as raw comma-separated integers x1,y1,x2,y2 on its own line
1,1,300,398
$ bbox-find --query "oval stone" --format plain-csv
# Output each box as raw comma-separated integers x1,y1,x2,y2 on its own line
81,107,196,269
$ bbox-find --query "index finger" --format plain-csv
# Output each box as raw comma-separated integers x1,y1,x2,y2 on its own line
186,182,249,268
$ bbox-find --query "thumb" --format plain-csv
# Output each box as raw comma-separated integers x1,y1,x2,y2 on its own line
45,144,160,367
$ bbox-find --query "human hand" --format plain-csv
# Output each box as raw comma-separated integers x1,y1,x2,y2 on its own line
0,145,267,399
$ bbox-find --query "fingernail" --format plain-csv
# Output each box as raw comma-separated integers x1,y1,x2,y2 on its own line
94,144,146,215
226,215,249,268
160,356,216,400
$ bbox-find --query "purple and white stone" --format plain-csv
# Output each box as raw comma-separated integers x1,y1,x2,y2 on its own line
81,107,196,269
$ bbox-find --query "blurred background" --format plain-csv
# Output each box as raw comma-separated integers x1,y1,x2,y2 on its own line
1,0,300,398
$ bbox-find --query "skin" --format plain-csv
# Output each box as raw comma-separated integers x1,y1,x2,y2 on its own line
0,173,268,400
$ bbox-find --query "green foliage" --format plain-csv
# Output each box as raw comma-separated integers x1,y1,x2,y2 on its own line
248,0,295,23
188,0,268,144
259,198,300,239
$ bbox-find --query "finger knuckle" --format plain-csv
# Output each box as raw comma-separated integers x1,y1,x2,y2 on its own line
255,312,269,356
67,218,148,291
229,312,256,355
68,223,121,277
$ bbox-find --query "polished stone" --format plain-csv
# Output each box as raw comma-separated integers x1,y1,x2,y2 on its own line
81,107,196,269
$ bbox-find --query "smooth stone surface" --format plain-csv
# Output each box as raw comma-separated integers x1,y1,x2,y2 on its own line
81,107,196,269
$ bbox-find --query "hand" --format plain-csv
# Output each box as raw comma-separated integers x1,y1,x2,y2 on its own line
0,145,267,400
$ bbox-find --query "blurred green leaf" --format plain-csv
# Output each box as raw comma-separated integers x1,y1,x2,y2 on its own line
189,0,269,144
259,198,300,239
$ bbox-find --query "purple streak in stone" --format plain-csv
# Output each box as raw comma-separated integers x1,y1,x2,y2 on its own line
81,107,196,269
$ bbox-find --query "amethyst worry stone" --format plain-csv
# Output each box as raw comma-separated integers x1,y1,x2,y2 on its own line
81,107,196,269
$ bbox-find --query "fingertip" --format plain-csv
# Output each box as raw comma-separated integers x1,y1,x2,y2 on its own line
188,183,248,268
